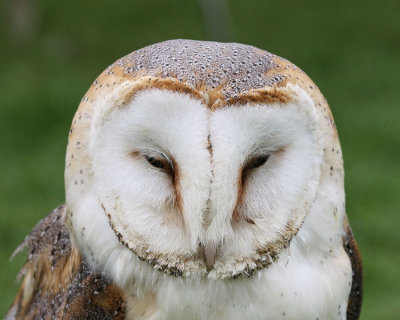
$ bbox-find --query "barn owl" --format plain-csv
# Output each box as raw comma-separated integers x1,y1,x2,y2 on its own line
6,39,362,320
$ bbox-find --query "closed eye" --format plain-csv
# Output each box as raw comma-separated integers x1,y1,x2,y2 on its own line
143,154,175,179
144,155,165,169
244,154,270,171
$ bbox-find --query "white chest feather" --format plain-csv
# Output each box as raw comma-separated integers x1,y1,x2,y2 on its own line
126,243,351,320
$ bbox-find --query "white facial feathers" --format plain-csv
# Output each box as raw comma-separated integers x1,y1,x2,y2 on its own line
66,86,328,280
91,90,211,256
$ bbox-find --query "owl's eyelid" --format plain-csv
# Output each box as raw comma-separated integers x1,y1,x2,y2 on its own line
150,151,173,166
142,151,175,173
244,144,288,170
244,152,271,171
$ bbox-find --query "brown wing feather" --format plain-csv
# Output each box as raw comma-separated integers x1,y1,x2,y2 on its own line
5,205,126,320
343,216,363,320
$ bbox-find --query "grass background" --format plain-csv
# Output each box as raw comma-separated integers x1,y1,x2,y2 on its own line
1,0,399,318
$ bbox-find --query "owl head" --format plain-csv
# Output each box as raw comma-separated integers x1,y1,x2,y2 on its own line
65,40,345,291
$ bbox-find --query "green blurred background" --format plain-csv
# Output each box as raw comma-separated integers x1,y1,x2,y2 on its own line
1,0,399,318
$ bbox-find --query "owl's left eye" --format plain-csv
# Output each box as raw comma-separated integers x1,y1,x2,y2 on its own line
245,154,270,171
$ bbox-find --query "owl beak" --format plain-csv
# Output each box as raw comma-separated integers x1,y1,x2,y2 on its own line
201,243,217,271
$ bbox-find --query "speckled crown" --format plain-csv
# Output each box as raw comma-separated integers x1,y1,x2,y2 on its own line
113,39,286,101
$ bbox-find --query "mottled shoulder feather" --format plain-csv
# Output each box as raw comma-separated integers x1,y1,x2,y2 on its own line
11,204,71,268
343,216,363,320
5,205,126,320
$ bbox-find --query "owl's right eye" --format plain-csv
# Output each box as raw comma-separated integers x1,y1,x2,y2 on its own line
144,155,165,169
